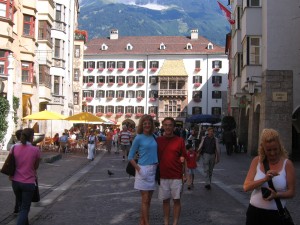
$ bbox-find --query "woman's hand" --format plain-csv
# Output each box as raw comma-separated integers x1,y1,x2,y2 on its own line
265,170,279,181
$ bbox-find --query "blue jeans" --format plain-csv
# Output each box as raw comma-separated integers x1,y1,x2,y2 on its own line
12,180,35,225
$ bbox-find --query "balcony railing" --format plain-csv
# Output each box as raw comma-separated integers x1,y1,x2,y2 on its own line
158,89,187,96
158,112,187,118
52,58,65,68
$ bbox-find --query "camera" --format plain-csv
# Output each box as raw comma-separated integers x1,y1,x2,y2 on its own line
261,187,271,198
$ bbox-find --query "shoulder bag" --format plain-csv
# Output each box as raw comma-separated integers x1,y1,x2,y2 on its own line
1,146,16,176
263,159,295,225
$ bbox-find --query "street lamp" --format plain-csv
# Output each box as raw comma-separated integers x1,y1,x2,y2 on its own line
245,77,258,96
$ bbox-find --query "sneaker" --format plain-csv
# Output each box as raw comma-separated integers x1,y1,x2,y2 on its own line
187,186,191,190
205,184,211,190
122,156,125,161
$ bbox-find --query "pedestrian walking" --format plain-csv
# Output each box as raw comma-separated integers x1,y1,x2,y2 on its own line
128,114,158,225
197,127,220,190
113,131,119,154
106,128,114,153
87,129,97,161
186,144,197,190
223,129,234,155
11,128,41,225
157,117,187,225
243,128,296,225
118,125,132,161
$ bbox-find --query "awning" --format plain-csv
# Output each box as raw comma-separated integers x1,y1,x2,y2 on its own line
158,60,188,76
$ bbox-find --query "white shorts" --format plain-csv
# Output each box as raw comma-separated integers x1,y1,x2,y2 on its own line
134,164,157,191
158,179,182,200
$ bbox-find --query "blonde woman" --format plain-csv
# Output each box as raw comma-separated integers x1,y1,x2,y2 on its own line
243,128,296,225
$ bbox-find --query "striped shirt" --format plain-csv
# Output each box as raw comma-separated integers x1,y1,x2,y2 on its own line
119,130,131,145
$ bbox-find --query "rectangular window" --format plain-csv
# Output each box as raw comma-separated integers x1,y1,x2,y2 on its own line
38,20,51,42
117,76,125,83
212,76,222,84
136,90,144,98
150,61,159,68
116,106,124,113
96,106,104,113
56,4,62,21
116,90,125,98
87,61,95,68
83,90,94,98
249,0,260,7
149,90,158,98
74,45,80,58
0,3,6,17
107,61,115,68
0,0,13,19
74,69,80,81
73,92,79,105
106,105,114,113
87,105,94,113
212,91,222,99
23,14,35,37
106,90,115,98
97,61,105,69
193,76,202,83
135,106,144,114
97,76,105,83
149,106,157,114
136,61,145,69
129,61,134,69
21,62,33,83
107,76,115,83
195,60,201,69
192,107,202,114
54,76,60,95
169,81,176,89
127,76,135,84
192,91,202,99
211,107,221,116
150,76,157,84
117,61,126,69
126,90,135,98
249,37,260,65
0,61,4,74
126,106,134,113
137,76,144,83
0,50,8,75
39,65,51,87
212,60,222,69
54,39,60,58
96,90,105,98
165,100,179,112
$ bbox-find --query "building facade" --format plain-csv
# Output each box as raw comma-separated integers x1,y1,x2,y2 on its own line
0,0,80,150
227,0,300,156
82,29,228,127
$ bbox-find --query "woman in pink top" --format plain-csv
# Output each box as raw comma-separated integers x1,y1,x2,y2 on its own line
11,128,40,225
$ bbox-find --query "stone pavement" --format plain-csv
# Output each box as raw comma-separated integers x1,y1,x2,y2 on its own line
0,146,299,225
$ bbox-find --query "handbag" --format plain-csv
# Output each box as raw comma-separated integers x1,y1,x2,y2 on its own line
32,178,40,202
155,165,160,185
263,160,295,225
126,159,137,177
1,147,16,176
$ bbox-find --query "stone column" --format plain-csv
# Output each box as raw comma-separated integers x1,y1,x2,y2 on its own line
260,70,293,153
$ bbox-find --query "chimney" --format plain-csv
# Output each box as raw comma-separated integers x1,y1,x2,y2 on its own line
190,29,198,40
110,29,119,40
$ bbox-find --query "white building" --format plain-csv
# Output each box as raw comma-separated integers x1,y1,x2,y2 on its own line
227,0,300,156
82,29,228,127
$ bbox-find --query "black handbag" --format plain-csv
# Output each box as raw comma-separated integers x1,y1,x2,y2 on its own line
126,159,137,177
263,160,295,225
32,178,40,202
1,147,16,176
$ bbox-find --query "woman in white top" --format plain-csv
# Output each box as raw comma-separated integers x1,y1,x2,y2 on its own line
243,128,296,225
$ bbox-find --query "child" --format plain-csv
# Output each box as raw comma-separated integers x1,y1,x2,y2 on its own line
186,144,197,190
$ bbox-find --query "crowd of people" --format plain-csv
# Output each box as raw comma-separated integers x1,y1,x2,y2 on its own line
5,116,296,225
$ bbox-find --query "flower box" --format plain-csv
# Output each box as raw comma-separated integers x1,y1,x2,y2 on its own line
108,82,114,86
128,68,134,71
137,68,144,71
137,97,143,101
213,83,220,87
150,113,156,117
125,113,132,117
127,82,134,86
116,112,123,117
137,82,144,86
117,97,124,101
194,83,201,87
213,68,220,72
98,82,104,86
108,68,114,71
98,68,104,71
88,68,94,71
136,113,144,117
118,82,124,86
150,68,157,72
86,82,93,87
149,97,156,102
86,97,93,102
117,68,124,71
96,112,103,117
106,96,113,100
106,112,113,117
194,68,201,72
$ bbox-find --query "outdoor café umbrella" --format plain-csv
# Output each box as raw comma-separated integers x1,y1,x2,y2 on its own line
64,112,105,123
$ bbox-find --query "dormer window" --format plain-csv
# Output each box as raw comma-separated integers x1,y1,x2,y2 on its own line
186,43,192,50
126,43,133,50
101,43,108,51
160,43,166,50
207,42,214,50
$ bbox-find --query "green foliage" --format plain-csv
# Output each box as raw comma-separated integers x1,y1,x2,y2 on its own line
0,97,9,143
221,116,236,131
13,96,20,125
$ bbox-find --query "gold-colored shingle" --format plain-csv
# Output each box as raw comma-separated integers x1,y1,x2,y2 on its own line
158,60,188,76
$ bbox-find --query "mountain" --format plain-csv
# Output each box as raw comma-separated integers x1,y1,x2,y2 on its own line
78,0,231,46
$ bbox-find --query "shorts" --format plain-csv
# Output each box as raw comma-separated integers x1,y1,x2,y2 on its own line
158,179,182,200
188,168,196,175
134,164,157,191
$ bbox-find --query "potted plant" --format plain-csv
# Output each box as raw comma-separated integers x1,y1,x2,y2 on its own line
106,96,113,100
127,82,134,86
98,82,104,86
117,68,124,71
137,82,144,86
87,82,93,87
88,68,94,71
118,82,124,86
150,67,157,72
106,112,113,117
194,68,201,72
128,68,134,71
116,112,123,117
86,96,93,101
137,68,144,71
150,113,156,117
149,97,156,102
213,67,220,72
136,113,143,117
108,68,114,71
98,68,104,71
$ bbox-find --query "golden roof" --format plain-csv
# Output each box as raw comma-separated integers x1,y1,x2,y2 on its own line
158,60,188,76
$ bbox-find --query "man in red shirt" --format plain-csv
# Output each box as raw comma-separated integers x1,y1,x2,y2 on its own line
157,117,187,225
